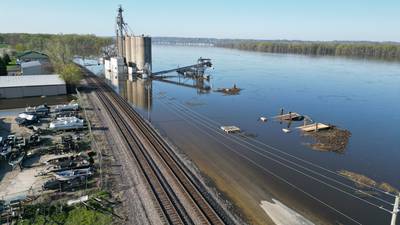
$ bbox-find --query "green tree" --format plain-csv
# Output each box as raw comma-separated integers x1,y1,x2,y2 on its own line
3,53,11,65
14,43,26,52
0,57,7,76
59,63,82,84
59,63,83,92
46,35,73,67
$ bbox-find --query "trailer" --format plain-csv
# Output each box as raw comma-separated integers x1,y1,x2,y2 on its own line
49,117,85,131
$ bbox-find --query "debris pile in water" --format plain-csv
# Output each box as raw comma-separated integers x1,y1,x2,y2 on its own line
339,170,377,187
339,170,399,194
304,127,351,152
215,84,242,95
378,182,399,194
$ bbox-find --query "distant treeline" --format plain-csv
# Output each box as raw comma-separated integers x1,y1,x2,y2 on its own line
0,33,112,57
216,41,400,61
152,37,400,61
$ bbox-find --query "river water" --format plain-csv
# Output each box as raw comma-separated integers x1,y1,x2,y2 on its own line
87,45,400,225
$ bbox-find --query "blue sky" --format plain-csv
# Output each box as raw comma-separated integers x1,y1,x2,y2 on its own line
1,0,399,41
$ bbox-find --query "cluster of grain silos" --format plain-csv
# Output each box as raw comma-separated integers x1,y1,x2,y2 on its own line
124,35,152,73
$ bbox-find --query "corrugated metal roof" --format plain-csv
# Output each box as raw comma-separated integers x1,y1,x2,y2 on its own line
21,61,42,68
0,75,65,88
16,51,49,58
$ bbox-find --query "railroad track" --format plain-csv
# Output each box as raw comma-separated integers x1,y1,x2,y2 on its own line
83,70,231,225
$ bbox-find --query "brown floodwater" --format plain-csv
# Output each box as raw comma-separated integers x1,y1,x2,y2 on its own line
82,45,400,225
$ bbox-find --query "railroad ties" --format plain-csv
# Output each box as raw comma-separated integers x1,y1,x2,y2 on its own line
83,68,230,225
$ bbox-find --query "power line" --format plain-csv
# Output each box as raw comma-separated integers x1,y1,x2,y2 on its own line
165,99,395,207
162,99,393,213
158,99,363,225
164,97,396,198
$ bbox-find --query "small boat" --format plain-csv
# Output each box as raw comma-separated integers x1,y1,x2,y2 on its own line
25,104,50,117
49,117,85,131
54,168,92,181
54,102,79,112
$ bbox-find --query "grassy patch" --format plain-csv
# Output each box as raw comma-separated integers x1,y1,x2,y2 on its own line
16,191,114,225
17,205,112,225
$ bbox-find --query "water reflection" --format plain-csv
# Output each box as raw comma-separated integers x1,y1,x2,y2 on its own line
114,74,212,111
125,78,152,110
155,76,211,95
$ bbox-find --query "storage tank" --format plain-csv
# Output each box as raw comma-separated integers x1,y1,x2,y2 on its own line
124,36,131,64
130,36,136,65
144,36,152,71
123,35,152,73
135,36,145,71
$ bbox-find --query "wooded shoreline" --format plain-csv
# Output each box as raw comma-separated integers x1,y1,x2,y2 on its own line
216,41,400,61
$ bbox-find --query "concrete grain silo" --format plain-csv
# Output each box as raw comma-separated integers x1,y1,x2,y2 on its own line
130,36,136,66
144,36,152,71
135,36,145,71
123,35,152,73
124,36,131,65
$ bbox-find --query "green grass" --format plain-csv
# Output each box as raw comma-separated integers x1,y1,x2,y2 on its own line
6,65,18,71
0,43,9,48
17,205,112,225
16,191,114,225
6,59,18,72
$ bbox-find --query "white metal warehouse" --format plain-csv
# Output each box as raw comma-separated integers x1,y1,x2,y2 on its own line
0,75,66,99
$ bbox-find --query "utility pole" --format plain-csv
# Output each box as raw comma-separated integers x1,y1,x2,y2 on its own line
391,194,400,225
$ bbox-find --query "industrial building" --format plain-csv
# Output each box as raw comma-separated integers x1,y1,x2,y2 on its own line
105,6,152,81
16,51,49,63
123,35,152,72
0,75,66,99
21,61,53,75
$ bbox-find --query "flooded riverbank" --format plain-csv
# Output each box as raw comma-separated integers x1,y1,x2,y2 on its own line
89,45,400,224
